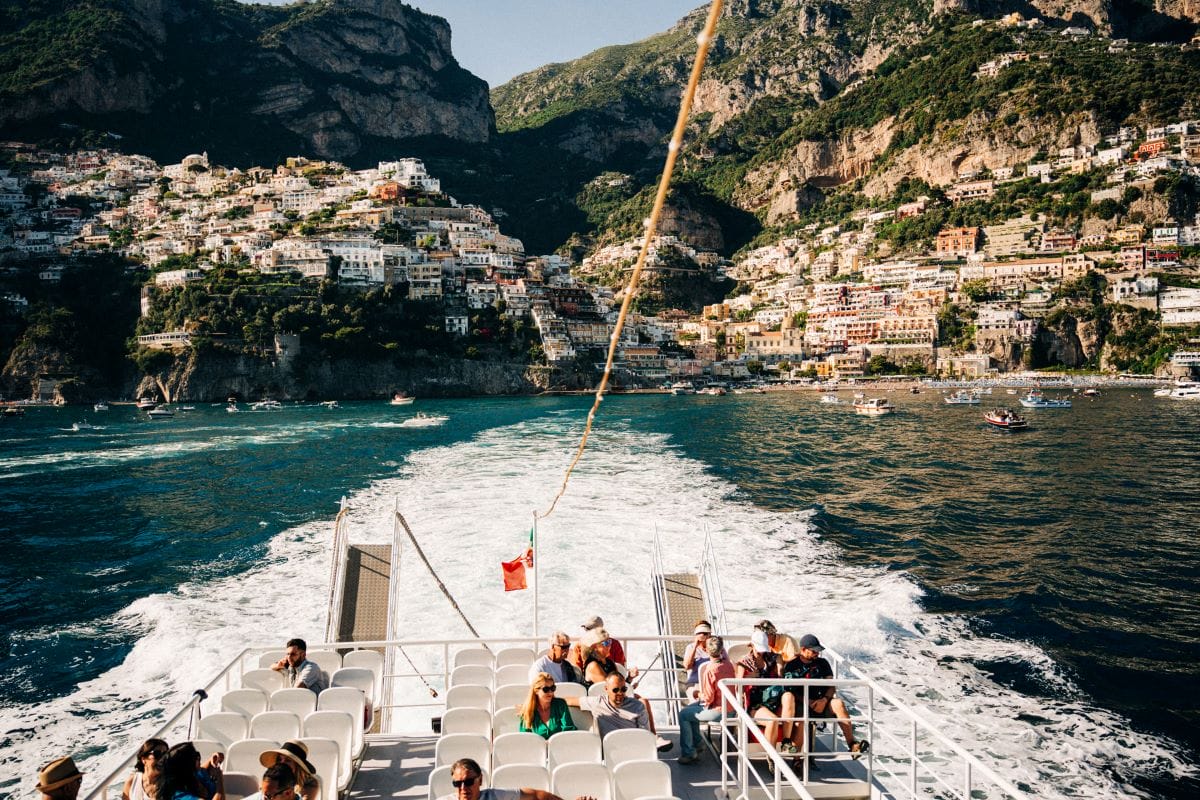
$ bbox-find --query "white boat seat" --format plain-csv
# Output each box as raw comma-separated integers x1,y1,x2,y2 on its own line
242,668,286,694
611,759,671,800
494,664,529,688
221,771,260,800
441,707,492,737
257,650,286,669
446,684,492,712
270,688,317,717
454,648,495,669
221,688,268,719
225,738,279,776
492,764,549,791
317,687,366,757
552,762,612,800
197,712,247,747
342,650,384,702
190,738,225,765
555,682,586,699
494,647,537,668
250,710,301,742
493,683,528,712
303,710,355,790
450,665,493,688
547,730,602,773
428,765,489,800
434,733,491,771
307,650,344,681
603,729,656,768
492,708,521,738
492,732,548,768
297,736,339,800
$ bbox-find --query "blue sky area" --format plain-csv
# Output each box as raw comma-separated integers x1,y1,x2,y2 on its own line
256,1,703,87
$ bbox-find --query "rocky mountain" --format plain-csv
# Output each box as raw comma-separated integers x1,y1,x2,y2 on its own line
0,0,492,164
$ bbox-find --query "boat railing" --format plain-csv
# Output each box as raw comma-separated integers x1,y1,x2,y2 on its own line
698,526,729,635
323,497,352,643
381,498,407,730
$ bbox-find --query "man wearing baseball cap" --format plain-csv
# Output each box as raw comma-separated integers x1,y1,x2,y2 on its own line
781,634,869,757
37,757,83,800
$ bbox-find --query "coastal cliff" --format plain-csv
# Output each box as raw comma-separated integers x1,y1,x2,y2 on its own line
0,0,493,164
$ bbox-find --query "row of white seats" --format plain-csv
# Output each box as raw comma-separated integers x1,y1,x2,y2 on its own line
428,759,672,800
189,735,345,800
256,648,383,680
450,663,540,690
447,681,608,715
434,729,661,774
453,647,538,670
242,662,381,707
442,706,597,740
200,690,366,757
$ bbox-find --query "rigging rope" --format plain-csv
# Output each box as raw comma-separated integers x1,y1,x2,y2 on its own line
537,0,724,521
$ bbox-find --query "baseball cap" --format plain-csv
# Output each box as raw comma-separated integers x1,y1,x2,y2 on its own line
750,629,770,653
799,633,824,652
581,615,604,631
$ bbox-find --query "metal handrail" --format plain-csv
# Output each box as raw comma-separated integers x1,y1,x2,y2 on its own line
323,497,352,642
381,497,406,729
697,525,728,634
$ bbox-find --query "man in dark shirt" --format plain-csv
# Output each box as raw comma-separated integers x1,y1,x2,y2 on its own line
781,634,869,757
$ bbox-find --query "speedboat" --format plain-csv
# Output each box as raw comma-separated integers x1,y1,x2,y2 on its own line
853,397,893,416
1018,389,1071,408
669,382,695,395
390,393,415,405
984,408,1028,430
71,421,96,431
146,407,175,419
321,400,340,409
251,399,283,411
93,401,110,412
1167,381,1200,400
1081,388,1100,397
135,397,158,410
225,403,240,413
819,393,840,404
400,412,448,427
944,390,981,405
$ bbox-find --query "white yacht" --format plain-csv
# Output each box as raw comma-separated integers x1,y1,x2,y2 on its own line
251,399,284,411
853,397,894,416
944,390,981,405
1018,389,1071,408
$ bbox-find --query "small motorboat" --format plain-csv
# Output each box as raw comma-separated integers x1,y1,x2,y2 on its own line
71,421,97,431
944,390,981,405
853,397,894,416
147,407,175,419
2,407,25,418
93,401,110,412
1081,388,1100,397
1019,389,1071,408
226,404,240,413
251,399,283,411
819,393,840,405
390,393,415,405
400,412,448,428
909,386,920,394
136,397,158,410
984,408,1028,430
321,400,340,409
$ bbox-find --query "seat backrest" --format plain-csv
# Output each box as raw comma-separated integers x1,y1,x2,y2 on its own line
428,765,490,800
446,684,492,712
555,682,586,699
492,764,549,791
547,730,602,773
258,650,287,669
587,682,607,697
197,712,247,747
317,687,366,758
495,648,537,668
303,710,355,791
250,710,301,742
221,771,260,800
494,664,528,688
307,649,343,679
454,648,494,669
568,708,595,734
493,683,528,712
222,688,268,719
441,707,492,737
242,668,285,694
552,762,612,800
330,667,375,705
225,738,279,776
611,759,671,800
434,733,491,771
491,708,520,738
297,736,339,800
271,688,317,717
603,729,656,768
492,732,547,768
450,665,492,688
343,650,384,701
190,739,224,765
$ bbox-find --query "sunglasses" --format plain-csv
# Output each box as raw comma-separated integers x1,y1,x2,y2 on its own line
451,777,479,788
264,788,294,800
599,639,612,647
539,686,556,693
610,687,628,694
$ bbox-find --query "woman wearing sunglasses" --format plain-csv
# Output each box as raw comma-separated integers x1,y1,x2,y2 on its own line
122,739,168,800
517,672,577,739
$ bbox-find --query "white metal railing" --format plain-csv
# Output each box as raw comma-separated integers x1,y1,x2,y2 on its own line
324,497,352,642
697,526,728,635
84,635,1024,800
381,498,406,729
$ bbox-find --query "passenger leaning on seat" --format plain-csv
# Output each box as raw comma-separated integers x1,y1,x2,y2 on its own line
448,758,594,800
518,672,577,739
122,739,168,800
270,638,327,694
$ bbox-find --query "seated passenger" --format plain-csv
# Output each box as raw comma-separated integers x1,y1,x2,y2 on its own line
243,763,295,800
154,742,223,800
528,631,583,684
569,615,625,670
448,758,594,800
259,741,319,800
37,757,84,800
678,635,736,764
518,672,577,739
565,672,671,752
781,634,869,757
269,638,327,695
122,739,168,800
681,621,713,700
580,629,637,687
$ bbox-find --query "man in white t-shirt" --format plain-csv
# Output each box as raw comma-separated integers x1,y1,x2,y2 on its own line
527,631,583,684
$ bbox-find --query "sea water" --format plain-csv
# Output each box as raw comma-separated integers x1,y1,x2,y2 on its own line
0,392,1197,799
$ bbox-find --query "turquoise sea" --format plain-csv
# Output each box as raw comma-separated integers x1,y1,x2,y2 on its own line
0,390,1197,798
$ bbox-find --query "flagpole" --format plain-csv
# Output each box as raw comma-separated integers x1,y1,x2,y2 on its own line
532,511,540,638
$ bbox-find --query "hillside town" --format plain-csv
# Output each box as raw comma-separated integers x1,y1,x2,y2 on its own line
2,117,1200,389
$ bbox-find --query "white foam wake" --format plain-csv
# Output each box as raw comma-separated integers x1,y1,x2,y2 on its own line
0,412,1193,799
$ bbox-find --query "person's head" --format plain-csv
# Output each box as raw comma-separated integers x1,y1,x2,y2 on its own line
584,627,612,658
605,672,630,705
547,631,571,664
705,635,725,660
259,763,296,800
693,620,712,642
754,619,778,646
135,739,169,774
36,757,82,800
450,758,483,800
156,742,202,800
798,633,824,661
259,741,315,785
750,629,771,655
520,672,557,729
284,638,307,668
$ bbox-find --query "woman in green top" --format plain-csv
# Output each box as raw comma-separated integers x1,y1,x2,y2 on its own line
518,672,577,739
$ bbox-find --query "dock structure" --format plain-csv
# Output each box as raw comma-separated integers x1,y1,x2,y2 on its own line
335,544,393,643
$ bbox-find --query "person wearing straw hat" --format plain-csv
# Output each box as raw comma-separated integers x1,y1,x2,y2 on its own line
37,757,83,800
259,741,319,800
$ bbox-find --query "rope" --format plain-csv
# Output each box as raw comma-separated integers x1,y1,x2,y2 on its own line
394,510,489,651
537,0,725,521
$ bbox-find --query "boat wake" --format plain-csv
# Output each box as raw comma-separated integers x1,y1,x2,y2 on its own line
0,413,1194,798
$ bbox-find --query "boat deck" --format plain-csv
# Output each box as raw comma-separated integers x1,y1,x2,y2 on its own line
336,544,392,642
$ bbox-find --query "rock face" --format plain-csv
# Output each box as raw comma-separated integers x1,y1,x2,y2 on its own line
0,0,493,165
136,350,546,402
